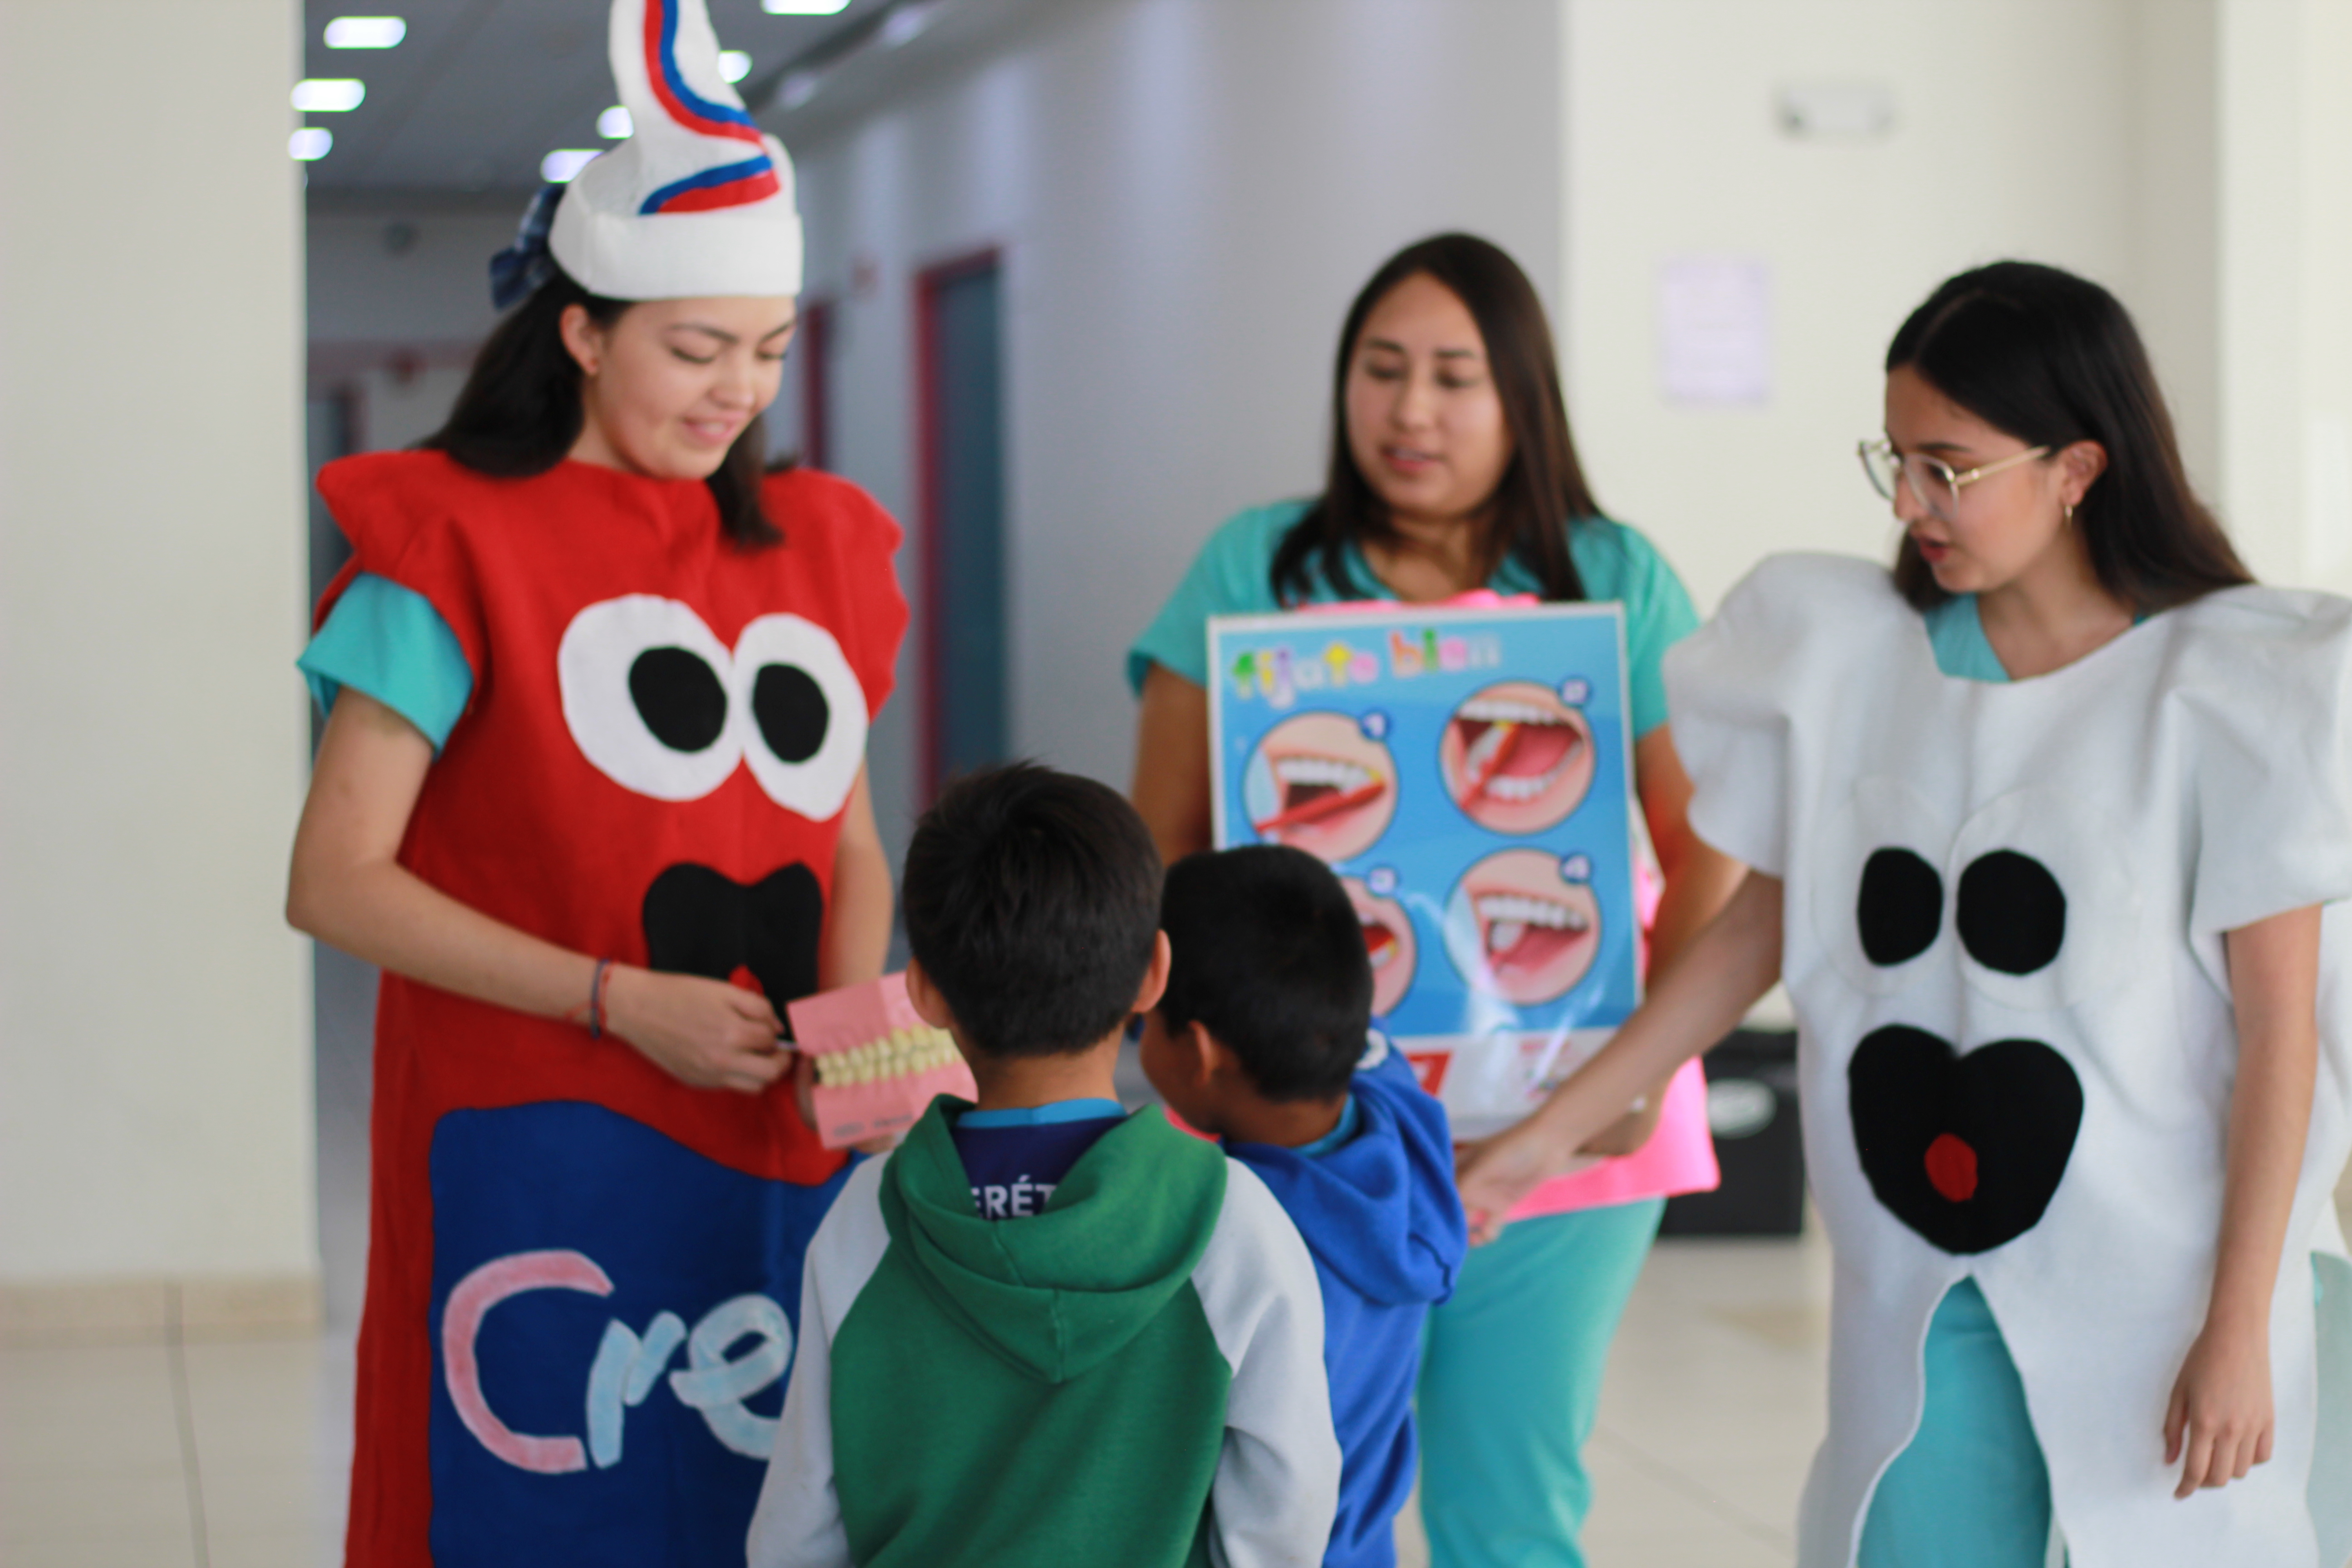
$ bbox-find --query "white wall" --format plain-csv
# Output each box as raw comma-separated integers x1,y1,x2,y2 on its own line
787,0,1564,838
2214,0,2352,587
1558,0,2352,612
0,2,314,1291
1558,0,2150,615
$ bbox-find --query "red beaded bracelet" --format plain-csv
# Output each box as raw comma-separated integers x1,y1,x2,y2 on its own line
587,958,613,1039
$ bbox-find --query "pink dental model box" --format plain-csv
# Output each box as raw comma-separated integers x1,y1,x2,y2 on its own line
786,972,977,1150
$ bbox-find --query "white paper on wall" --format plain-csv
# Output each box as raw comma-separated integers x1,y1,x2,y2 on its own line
1657,256,1771,407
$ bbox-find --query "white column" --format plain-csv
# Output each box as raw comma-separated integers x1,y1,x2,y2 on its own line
0,0,316,1326
2214,0,2352,588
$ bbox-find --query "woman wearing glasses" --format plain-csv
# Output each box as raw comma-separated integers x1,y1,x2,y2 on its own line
1458,261,2352,1568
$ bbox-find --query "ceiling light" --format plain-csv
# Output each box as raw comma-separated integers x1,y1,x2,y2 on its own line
293,78,366,112
718,50,752,82
324,16,406,48
542,149,601,183
763,0,849,13
879,3,940,48
779,69,823,110
290,127,334,161
598,105,632,138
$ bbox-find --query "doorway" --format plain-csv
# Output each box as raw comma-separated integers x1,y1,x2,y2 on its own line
916,251,1008,802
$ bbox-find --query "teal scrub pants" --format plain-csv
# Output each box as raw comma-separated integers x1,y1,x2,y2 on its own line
1857,1279,2052,1568
1417,1198,1665,1568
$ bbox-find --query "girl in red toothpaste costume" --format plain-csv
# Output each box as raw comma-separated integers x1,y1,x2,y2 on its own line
285,3,904,1562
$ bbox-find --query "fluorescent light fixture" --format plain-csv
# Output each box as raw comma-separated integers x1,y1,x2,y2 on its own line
719,50,752,82
763,0,849,12
598,105,633,138
290,127,334,161
293,78,366,112
324,15,406,48
879,2,939,48
542,148,601,183
779,69,823,110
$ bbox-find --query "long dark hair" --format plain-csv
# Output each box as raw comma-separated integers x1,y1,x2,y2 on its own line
421,267,781,549
1270,234,1598,605
1886,261,2246,609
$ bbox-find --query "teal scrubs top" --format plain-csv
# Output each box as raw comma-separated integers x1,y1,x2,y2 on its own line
1130,500,1701,740
299,573,474,752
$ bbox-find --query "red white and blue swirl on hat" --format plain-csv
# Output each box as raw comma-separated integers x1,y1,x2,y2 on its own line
635,0,780,214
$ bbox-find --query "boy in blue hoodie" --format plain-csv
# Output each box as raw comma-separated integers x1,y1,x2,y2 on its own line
1140,845,1469,1568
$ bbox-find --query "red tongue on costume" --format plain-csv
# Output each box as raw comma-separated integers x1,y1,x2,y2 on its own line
1925,1132,1979,1202
1363,921,1396,963
729,964,767,996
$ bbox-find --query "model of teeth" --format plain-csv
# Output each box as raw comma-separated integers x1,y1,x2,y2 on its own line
813,1025,962,1087
1273,755,1375,792
1476,893,1589,954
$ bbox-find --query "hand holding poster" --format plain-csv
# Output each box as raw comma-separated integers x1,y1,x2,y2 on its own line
1210,601,1644,1139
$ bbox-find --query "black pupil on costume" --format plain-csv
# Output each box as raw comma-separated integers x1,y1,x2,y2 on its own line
752,665,829,764
1857,848,1943,966
1957,850,2066,975
628,647,728,753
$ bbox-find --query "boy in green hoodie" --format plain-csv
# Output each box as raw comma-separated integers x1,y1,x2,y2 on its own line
749,764,1341,1568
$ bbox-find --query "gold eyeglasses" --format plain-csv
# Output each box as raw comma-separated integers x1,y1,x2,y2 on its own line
1859,438,2050,523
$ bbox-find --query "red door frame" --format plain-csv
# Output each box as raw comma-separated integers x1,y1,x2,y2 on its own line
914,247,1004,806
797,298,833,470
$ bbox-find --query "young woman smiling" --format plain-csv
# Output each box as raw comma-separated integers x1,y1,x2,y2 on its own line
285,10,907,1551
1129,232,1744,1568
1458,261,2352,1567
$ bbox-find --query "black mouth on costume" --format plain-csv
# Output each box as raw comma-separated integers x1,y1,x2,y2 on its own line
641,862,825,1016
1847,1025,2082,1255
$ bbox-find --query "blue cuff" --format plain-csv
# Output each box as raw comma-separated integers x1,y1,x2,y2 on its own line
299,573,474,752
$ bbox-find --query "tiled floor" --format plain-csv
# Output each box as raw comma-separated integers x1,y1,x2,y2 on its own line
0,1232,1826,1568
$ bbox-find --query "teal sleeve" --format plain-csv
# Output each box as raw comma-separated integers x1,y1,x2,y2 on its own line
1573,521,1700,740
298,572,475,752
1126,504,1302,695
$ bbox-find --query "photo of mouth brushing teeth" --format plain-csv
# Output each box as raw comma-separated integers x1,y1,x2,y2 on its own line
1441,847,1604,1005
1241,710,1398,863
1438,679,1596,834
1342,874,1418,1017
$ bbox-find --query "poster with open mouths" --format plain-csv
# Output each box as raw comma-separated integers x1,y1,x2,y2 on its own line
1209,602,1637,1139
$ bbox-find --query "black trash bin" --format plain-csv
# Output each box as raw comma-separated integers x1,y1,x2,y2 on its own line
1659,1028,1804,1237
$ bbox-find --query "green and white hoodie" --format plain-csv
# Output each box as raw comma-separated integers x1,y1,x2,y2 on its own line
747,1101,1341,1568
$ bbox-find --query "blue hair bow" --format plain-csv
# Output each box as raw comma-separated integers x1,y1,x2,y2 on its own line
489,183,565,311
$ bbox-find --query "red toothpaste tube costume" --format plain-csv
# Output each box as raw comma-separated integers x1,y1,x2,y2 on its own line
319,452,905,1564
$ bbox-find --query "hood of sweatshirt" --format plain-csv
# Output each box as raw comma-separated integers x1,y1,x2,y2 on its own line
1228,1050,1467,1308
877,1099,1228,1385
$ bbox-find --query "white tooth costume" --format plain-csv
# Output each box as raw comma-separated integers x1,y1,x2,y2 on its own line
1665,554,2352,1568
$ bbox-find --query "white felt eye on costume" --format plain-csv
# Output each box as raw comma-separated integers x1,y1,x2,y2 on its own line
558,595,743,801
729,613,867,821
1948,788,2139,1012
1814,775,1955,995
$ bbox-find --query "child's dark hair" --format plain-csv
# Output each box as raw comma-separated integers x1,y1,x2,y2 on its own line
902,763,1163,1058
1886,260,2249,611
1157,846,1372,1102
